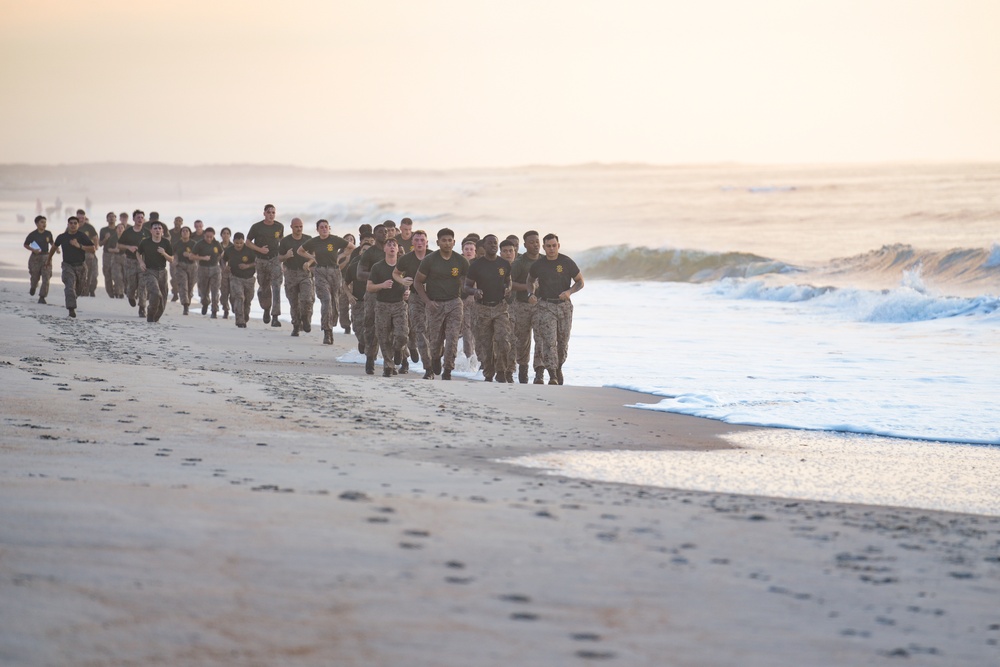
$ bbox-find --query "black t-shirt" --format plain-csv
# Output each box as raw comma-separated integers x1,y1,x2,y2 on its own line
345,255,367,300
52,231,93,265
137,237,172,270
193,239,223,267
395,250,425,282
246,220,284,259
25,229,54,254
278,234,311,271
369,260,406,303
79,222,99,243
99,226,119,250
511,254,540,303
418,251,469,301
358,243,386,279
173,238,198,264
118,226,150,260
467,257,512,303
528,254,580,300
225,245,256,279
302,234,348,268
169,227,184,245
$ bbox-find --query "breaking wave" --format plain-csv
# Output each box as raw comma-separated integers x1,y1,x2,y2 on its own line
576,245,798,282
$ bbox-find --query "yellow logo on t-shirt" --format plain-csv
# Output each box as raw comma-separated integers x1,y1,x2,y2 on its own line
556,265,564,273
213,247,218,254
498,268,506,276
451,267,459,277
274,231,280,238
327,243,334,252
242,255,249,262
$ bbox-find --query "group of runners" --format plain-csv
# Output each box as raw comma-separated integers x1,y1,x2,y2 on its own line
24,205,584,384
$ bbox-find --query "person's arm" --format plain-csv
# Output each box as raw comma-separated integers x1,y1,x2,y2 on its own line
46,238,59,264
414,270,431,306
463,275,482,299
527,276,539,304
561,272,584,300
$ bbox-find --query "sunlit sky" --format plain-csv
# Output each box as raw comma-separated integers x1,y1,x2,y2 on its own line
2,0,998,169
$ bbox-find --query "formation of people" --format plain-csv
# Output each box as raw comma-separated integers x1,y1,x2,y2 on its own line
25,205,585,385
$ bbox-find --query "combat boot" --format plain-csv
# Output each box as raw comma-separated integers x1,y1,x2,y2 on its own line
518,365,529,384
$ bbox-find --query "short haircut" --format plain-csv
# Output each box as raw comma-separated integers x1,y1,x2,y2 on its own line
360,232,375,241
220,227,231,235
400,217,413,226
523,230,539,241
373,223,386,232
264,204,275,212
194,219,203,226
76,208,86,215
506,234,519,242
34,215,46,224
132,209,144,218
358,223,372,236
233,232,245,240
412,229,428,238
465,232,481,242
68,216,79,224
436,228,455,240
384,237,399,246
150,221,164,231
181,226,191,234
316,219,329,227
543,233,559,243
149,212,160,220
383,219,396,228
204,227,215,235
499,239,515,249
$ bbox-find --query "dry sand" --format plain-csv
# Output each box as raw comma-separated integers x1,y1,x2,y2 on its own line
1,267,998,667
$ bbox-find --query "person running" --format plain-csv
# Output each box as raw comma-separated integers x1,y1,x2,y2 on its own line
298,219,351,345
527,233,584,385
397,217,415,254
24,215,54,304
336,233,356,334
464,234,513,382
511,230,544,383
136,221,173,323
393,228,430,368
356,223,389,373
245,204,284,327
115,210,150,317
367,237,409,376
168,216,185,302
278,217,313,336
344,234,374,354
499,238,519,378
225,232,256,328
76,209,100,297
192,226,223,318
98,212,122,298
414,228,469,380
47,216,95,318
459,237,478,361
218,227,232,319
172,226,198,315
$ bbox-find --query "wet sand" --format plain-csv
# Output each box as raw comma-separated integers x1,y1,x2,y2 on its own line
1,275,998,667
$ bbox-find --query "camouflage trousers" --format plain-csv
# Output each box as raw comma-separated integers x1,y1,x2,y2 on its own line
61,262,86,310
28,253,52,299
511,300,543,371
255,256,283,317
313,266,343,332
427,297,463,372
85,252,98,296
534,299,573,374
123,258,146,309
337,285,351,330
176,262,197,306
101,250,120,297
474,302,513,377
220,269,230,314
408,295,430,365
460,295,476,358
375,300,409,372
141,268,169,322
284,267,314,329
363,292,379,358
351,297,365,351
230,275,255,326
198,265,221,313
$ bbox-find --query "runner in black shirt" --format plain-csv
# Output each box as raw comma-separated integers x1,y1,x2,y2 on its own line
24,215,54,303
48,216,95,317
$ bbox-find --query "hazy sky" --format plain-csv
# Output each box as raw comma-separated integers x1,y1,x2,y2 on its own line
2,0,998,169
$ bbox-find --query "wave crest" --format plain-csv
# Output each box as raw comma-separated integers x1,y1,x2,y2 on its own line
576,245,797,282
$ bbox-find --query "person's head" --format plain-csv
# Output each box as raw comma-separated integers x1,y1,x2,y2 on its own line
119,212,129,224
383,220,397,238
358,223,372,238
343,232,356,246
180,226,191,240
316,219,330,237
193,220,204,234
67,216,80,230
523,230,541,256
34,215,46,230
290,218,304,237
506,234,520,253
76,208,86,217
437,228,456,254
115,223,125,235
132,209,145,225
411,229,428,253
105,211,116,224
543,233,560,258
476,239,486,258
149,221,164,237
461,237,477,260
220,227,231,243
373,223,388,245
359,233,375,250
500,239,516,263
481,234,499,258
173,216,183,228
399,217,413,238
384,237,399,260
233,231,245,249
204,227,215,242
263,204,276,222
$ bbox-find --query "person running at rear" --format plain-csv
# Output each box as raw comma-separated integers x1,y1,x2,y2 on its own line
298,219,351,345
356,223,389,374
76,209,100,297
224,232,256,328
192,226,224,318
465,234,513,382
511,230,544,383
393,228,430,368
47,216,95,318
136,220,173,323
336,233,356,334
24,215,54,304
168,216,184,302
245,204,284,327
368,237,409,376
278,217,313,336
117,210,150,317
414,228,469,380
527,233,584,385
397,217,415,254
218,227,232,319
344,233,374,354
172,226,198,315
459,237,478,361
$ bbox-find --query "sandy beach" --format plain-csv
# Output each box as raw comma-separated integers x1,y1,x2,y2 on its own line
1,258,998,667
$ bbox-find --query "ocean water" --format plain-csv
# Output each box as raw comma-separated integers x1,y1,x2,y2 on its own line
3,163,998,509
